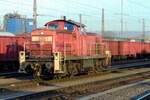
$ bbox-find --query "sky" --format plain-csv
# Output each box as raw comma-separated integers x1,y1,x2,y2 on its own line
0,0,150,32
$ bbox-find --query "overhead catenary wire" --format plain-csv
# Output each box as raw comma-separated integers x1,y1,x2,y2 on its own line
0,0,150,32
0,0,149,20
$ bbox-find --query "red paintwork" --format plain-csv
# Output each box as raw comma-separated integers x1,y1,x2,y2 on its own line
29,20,104,58
29,19,150,58
104,40,119,56
128,42,141,56
103,40,150,57
142,43,150,53
0,36,29,61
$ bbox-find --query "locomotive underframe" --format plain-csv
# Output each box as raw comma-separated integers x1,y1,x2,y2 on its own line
19,52,108,78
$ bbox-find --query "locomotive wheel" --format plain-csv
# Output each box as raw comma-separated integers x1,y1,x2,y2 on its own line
66,61,79,77
25,63,33,74
42,65,54,80
54,74,64,79
32,63,42,82
68,63,79,76
102,58,107,67
103,57,111,67
93,66,98,73
72,65,78,76
76,62,82,74
94,59,102,72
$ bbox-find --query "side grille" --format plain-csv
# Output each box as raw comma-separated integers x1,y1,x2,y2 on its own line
28,43,52,58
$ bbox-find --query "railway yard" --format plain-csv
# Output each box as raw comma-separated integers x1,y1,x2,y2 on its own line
1,0,150,100
0,21,149,100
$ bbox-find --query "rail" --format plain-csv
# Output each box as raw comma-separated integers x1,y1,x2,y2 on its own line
1,69,150,100
131,90,150,100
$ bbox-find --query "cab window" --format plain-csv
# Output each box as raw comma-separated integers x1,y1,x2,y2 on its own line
48,24,58,30
64,23,74,32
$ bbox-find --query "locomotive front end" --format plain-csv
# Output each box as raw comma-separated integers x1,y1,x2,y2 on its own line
29,30,54,58
19,29,58,78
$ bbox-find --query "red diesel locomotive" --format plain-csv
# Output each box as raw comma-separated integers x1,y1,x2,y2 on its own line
19,20,111,77
18,19,150,78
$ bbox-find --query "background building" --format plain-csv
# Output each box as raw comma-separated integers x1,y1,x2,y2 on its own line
3,13,33,34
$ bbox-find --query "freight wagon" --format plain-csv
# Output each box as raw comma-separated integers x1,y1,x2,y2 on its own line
0,33,29,71
104,39,150,60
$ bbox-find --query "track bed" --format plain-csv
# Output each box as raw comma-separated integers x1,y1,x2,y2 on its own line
80,79,150,100
0,67,150,100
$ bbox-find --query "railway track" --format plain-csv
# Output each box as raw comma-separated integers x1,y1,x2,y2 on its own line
111,58,150,65
0,67,150,100
35,71,150,100
0,58,149,79
132,90,150,100
0,59,150,86
0,59,150,99
79,79,150,100
0,72,31,79
107,59,150,71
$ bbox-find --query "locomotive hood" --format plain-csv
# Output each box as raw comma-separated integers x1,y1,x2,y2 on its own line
31,29,56,36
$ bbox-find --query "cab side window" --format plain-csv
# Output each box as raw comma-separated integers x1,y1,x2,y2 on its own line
48,24,58,30
64,23,74,32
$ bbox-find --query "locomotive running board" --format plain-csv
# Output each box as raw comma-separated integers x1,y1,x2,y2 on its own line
64,55,105,60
